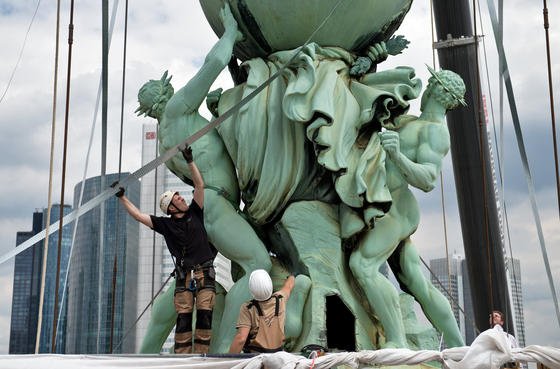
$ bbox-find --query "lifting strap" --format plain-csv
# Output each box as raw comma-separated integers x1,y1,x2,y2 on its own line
0,0,348,267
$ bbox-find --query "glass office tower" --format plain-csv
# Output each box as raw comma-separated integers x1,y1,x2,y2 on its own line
65,173,140,353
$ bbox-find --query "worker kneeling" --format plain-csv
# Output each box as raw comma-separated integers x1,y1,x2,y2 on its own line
229,269,295,353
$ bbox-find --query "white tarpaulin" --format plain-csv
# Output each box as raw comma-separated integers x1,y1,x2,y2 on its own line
1,329,559,369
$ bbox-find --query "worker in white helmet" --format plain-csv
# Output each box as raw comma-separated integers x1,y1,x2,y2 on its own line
228,269,295,353
114,145,217,354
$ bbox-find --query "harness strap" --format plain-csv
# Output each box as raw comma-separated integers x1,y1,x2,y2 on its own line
247,299,264,316
205,184,238,210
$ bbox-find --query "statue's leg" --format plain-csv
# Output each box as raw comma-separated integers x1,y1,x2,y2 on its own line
285,274,312,342
394,238,465,348
205,194,272,352
140,279,177,353
349,213,408,348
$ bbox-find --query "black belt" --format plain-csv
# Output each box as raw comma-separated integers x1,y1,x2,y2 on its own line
188,258,214,271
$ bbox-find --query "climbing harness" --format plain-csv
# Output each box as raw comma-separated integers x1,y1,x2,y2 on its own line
244,295,284,353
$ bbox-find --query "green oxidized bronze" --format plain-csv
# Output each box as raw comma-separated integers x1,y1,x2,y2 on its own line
137,1,467,354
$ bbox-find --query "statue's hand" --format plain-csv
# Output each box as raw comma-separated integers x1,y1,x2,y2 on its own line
349,56,372,77
366,41,388,64
380,130,400,157
206,88,223,118
220,2,243,42
386,35,410,55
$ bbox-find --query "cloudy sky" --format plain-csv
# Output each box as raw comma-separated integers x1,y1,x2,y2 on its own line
0,0,558,355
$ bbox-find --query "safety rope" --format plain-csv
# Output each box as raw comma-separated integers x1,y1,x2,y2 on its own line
50,0,75,352
486,0,560,329
542,0,560,221
36,0,60,354
0,0,347,267
0,0,41,104
112,274,173,352
109,0,128,353
54,0,121,348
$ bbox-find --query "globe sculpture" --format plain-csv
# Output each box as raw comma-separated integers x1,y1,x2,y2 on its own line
199,0,413,60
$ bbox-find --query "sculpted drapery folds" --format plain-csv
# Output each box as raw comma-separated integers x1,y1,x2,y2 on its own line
217,43,421,228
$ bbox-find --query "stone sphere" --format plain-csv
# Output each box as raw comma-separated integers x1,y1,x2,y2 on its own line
200,0,413,61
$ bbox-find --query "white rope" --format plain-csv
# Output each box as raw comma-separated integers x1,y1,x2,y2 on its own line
36,0,61,354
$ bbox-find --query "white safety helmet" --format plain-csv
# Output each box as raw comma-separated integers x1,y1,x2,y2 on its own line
159,190,178,214
248,269,273,301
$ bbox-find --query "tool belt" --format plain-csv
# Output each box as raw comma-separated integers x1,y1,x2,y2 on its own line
174,258,215,292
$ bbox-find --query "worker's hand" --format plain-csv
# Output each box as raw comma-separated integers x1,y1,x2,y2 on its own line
111,181,125,198
182,146,193,163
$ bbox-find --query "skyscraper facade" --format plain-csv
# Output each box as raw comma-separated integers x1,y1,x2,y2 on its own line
430,255,525,346
429,255,465,339
9,211,44,354
65,173,140,354
9,205,73,354
38,204,73,353
506,257,525,347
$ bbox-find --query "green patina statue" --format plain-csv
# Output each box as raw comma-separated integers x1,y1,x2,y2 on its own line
349,67,466,348
135,0,467,354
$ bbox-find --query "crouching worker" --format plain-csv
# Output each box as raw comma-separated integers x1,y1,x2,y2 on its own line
115,146,216,354
229,269,295,353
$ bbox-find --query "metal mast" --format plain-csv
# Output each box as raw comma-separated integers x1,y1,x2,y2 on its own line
431,0,513,334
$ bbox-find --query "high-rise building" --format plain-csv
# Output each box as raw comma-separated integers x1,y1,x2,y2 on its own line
429,255,465,340
9,205,73,354
506,257,525,347
65,173,140,354
38,204,73,353
430,255,525,347
9,211,44,353
135,123,233,353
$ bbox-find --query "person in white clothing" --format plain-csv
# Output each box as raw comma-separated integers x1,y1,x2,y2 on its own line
490,310,520,369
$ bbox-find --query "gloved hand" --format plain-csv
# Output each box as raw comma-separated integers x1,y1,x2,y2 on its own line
182,146,193,163
111,181,125,198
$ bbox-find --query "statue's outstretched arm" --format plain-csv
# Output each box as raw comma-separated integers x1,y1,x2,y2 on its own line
166,4,242,118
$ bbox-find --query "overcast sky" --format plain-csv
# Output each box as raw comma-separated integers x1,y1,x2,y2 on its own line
0,0,558,354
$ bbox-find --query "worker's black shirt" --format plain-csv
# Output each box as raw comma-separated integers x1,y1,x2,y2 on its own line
150,201,214,268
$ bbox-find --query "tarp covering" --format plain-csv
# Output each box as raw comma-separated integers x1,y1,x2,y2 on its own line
2,329,559,369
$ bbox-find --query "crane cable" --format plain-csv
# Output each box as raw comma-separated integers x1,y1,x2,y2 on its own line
542,0,560,221
50,0,76,352
0,1,41,104
53,0,121,348
109,0,129,353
